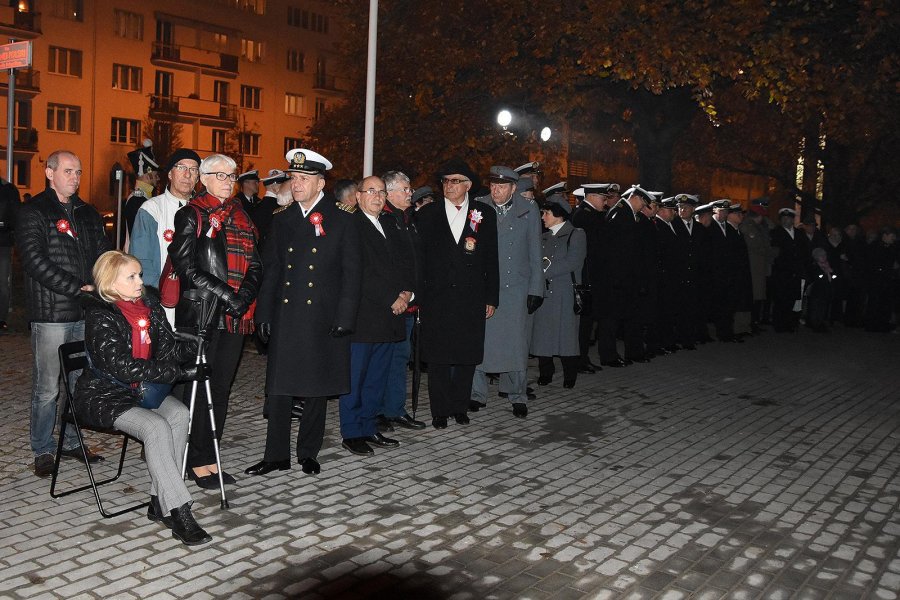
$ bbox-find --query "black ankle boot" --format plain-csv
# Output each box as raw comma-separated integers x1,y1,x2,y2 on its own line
170,502,212,546
147,495,173,529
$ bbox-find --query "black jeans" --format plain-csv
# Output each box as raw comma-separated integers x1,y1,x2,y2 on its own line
182,328,245,468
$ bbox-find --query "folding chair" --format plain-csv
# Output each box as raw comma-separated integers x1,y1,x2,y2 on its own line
49,341,149,518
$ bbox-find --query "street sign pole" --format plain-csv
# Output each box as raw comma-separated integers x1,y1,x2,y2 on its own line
0,40,33,184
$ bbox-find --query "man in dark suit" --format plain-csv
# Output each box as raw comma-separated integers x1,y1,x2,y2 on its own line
245,149,361,477
235,170,261,214
415,158,499,429
338,175,415,456
672,194,703,348
770,207,808,332
649,197,682,353
595,185,653,366
706,200,741,341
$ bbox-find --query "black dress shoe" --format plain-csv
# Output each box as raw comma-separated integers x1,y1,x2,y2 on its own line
299,457,321,474
578,365,596,374
432,416,448,429
390,414,426,429
342,438,374,455
563,379,576,389
244,459,291,476
364,433,400,447
600,358,628,368
60,446,104,464
375,414,395,432
205,471,236,485
468,400,486,412
170,503,212,546
454,413,470,425
148,495,173,528
537,375,552,385
512,403,528,418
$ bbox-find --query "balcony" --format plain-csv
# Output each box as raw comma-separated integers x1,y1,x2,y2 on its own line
0,69,40,96
151,42,239,78
0,127,39,153
313,73,344,95
0,6,41,38
150,94,237,126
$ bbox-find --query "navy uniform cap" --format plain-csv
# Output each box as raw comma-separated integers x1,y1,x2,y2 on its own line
659,197,679,209
621,184,654,204
573,187,585,198
412,186,436,204
675,193,700,205
285,148,333,174
542,181,567,197
514,161,540,176
729,203,745,213
489,165,519,183
261,169,288,186
779,208,797,217
237,169,259,183
694,202,714,215
712,199,731,210
582,183,620,195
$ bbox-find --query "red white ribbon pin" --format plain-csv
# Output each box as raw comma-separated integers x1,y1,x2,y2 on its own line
468,209,483,232
309,212,326,236
56,219,77,239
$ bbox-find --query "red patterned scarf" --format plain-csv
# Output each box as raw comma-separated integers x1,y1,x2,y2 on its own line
191,193,258,334
115,299,152,360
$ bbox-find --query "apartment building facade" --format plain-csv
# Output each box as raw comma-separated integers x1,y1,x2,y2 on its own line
0,0,345,213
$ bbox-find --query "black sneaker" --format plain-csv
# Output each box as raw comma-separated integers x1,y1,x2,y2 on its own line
34,454,54,477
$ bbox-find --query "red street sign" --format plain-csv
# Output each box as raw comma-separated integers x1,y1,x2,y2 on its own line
0,41,32,70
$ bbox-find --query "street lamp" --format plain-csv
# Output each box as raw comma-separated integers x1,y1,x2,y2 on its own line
540,127,552,142
497,110,512,128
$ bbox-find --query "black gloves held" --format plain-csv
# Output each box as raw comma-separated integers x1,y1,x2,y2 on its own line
224,291,249,318
329,326,352,338
257,322,271,344
527,295,544,314
183,363,212,381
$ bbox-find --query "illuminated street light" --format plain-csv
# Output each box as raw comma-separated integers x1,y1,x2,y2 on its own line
497,110,512,127
540,127,552,142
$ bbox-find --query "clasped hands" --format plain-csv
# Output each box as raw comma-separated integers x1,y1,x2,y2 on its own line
391,291,412,315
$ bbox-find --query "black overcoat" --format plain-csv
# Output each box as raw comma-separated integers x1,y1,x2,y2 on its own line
256,198,362,397
351,210,415,344
594,202,642,318
415,199,499,364
770,226,808,302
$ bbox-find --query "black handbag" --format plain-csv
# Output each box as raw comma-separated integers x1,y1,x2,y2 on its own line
571,272,592,316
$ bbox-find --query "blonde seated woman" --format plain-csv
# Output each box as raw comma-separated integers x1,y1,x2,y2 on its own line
73,250,211,546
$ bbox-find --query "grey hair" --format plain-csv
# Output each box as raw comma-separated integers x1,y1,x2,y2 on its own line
46,150,78,171
382,171,410,191
199,154,237,174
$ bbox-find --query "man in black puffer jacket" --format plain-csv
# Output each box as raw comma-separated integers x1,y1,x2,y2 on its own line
16,150,112,477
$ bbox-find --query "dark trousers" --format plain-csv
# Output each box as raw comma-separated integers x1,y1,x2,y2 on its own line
598,316,643,361
428,363,475,418
537,356,579,385
264,395,327,461
711,305,736,340
339,342,390,439
182,328,244,468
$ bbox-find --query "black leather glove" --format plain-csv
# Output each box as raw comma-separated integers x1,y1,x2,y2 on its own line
329,325,352,338
257,322,271,344
183,363,212,381
527,294,544,314
224,292,249,318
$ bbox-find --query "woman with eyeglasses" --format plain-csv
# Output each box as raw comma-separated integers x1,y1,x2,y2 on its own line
530,197,587,389
167,154,262,489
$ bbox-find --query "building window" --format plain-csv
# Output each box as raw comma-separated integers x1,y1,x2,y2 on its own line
112,64,142,92
286,49,304,72
283,137,303,156
14,159,30,188
240,39,265,63
240,85,262,110
47,103,81,133
289,8,328,33
48,46,83,77
50,0,83,21
241,0,265,14
284,93,304,116
213,81,229,104
114,9,143,40
314,98,327,121
110,118,141,144
212,129,227,153
239,132,260,156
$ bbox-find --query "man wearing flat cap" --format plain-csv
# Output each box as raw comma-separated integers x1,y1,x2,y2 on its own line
123,139,160,244
246,148,362,477
469,166,543,419
572,183,619,372
770,207,808,332
130,148,201,327
415,157,499,429
236,170,261,214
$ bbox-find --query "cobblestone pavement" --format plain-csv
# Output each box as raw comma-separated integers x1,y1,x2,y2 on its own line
1,325,898,599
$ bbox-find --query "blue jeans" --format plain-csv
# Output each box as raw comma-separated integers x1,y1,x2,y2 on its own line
339,342,391,438
30,321,83,456
382,314,414,418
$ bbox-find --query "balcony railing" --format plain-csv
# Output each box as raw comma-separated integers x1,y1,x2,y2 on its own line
0,7,41,34
313,73,341,91
0,69,40,92
0,127,39,152
150,94,237,124
151,42,239,74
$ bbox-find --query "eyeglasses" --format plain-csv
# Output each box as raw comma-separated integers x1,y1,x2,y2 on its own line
202,171,238,182
360,188,387,198
172,165,200,175
441,178,470,186
388,187,413,194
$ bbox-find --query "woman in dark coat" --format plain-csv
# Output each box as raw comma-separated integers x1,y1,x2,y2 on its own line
168,153,262,488
74,251,209,545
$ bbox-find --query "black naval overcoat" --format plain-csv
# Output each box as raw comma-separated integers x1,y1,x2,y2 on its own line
256,198,361,397
595,202,643,318
415,198,499,365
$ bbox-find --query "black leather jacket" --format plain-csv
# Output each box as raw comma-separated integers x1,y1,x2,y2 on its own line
167,194,262,331
74,290,196,429
16,189,112,323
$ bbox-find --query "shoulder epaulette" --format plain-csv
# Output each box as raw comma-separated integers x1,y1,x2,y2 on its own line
336,201,357,213
272,201,294,215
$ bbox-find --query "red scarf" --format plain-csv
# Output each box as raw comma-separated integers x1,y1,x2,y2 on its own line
115,299,152,360
191,193,258,334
